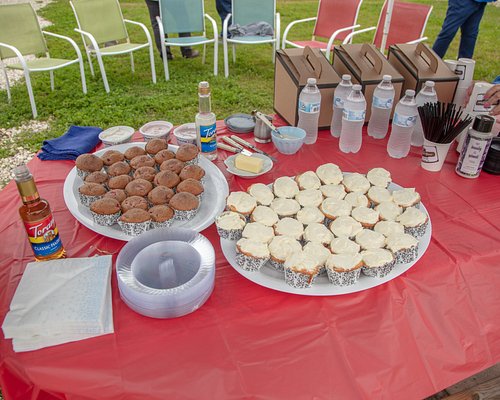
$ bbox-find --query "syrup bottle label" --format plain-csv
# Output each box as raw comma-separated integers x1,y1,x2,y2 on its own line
199,123,217,153
23,214,63,257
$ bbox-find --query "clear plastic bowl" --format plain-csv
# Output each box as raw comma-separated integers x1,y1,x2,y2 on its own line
139,121,173,142
272,126,306,155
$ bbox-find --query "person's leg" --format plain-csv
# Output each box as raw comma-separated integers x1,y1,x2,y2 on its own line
458,1,486,59
216,0,232,35
178,33,199,58
144,0,172,59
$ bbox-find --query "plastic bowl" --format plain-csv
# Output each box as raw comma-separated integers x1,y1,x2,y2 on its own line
139,121,173,142
173,123,197,146
99,126,135,147
271,126,306,155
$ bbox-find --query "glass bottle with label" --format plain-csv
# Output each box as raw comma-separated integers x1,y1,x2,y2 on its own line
195,81,217,161
14,164,65,261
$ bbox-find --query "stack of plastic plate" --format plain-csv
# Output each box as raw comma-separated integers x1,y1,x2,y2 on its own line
224,113,255,134
116,228,215,319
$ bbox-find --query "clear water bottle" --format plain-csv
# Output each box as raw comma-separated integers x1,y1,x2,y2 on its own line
412,81,438,147
367,75,395,139
339,84,366,154
330,74,353,138
297,77,321,144
387,90,417,159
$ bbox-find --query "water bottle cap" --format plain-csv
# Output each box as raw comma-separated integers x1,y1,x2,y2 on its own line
307,78,317,85
424,81,435,87
382,75,392,81
405,89,415,97
472,115,495,133
342,74,351,81
352,84,362,91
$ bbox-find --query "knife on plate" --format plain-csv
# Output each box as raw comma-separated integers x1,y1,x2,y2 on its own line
220,137,253,156
229,135,277,162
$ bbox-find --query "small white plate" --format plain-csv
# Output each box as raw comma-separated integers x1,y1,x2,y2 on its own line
224,153,273,179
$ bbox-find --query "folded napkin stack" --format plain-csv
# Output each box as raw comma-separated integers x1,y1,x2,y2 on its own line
38,125,102,161
2,256,114,352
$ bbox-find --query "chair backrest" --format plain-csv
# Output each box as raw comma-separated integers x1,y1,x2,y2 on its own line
313,0,364,42
231,0,276,29
71,0,128,45
0,3,47,60
373,0,432,49
159,0,205,35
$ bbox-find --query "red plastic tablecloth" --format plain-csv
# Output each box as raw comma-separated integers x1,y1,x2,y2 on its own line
0,121,499,400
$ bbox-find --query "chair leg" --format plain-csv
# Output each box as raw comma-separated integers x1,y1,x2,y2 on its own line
272,41,276,64
94,51,110,93
232,44,236,63
223,38,229,78
50,71,55,91
202,44,206,65
160,41,169,81
23,69,37,118
130,53,135,73
213,38,218,76
77,53,88,94
148,43,157,84
1,62,11,102
86,49,95,77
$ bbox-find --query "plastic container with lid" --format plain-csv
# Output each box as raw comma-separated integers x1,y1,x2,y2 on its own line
483,137,500,175
99,126,135,146
173,123,197,146
139,121,173,142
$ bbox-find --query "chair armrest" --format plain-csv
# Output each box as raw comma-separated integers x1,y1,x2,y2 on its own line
155,16,166,43
282,17,317,49
0,42,28,70
325,24,360,61
275,12,280,50
204,13,218,37
42,31,84,60
342,26,376,45
74,28,100,52
406,36,427,45
222,13,232,40
123,19,154,46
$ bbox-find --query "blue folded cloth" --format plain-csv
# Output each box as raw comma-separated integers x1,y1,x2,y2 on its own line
38,125,102,161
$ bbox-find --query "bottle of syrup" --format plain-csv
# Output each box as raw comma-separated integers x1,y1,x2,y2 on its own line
195,81,217,160
14,164,65,261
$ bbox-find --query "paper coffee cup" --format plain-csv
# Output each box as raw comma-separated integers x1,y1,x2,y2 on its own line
421,139,452,172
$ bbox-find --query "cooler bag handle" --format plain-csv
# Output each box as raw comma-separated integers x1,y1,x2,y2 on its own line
415,42,438,73
303,46,322,79
361,44,383,74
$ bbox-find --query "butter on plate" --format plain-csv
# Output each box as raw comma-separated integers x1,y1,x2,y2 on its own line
234,154,263,174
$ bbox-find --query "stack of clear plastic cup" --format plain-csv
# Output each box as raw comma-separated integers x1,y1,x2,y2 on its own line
116,228,215,319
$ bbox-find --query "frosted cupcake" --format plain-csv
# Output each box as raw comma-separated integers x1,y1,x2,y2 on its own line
242,222,275,244
320,198,352,223
215,211,247,240
247,183,274,206
344,192,370,208
270,198,301,218
118,209,151,236
295,171,321,190
385,233,419,264
250,205,279,227
296,206,325,225
366,186,392,207
319,184,346,200
303,222,333,246
295,189,323,208
316,163,343,185
325,253,363,286
268,236,302,271
351,206,380,229
366,167,392,188
396,207,429,238
273,176,299,199
330,237,360,255
375,201,402,221
274,217,304,241
342,173,370,194
361,248,396,278
303,242,332,273
355,229,385,250
329,215,363,239
235,238,270,271
374,220,405,237
392,188,421,209
284,250,321,289
226,191,257,217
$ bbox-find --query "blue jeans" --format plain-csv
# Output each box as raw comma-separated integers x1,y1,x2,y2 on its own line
216,0,232,35
432,0,486,59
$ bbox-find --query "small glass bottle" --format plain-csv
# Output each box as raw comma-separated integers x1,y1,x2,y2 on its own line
14,164,65,261
195,81,217,161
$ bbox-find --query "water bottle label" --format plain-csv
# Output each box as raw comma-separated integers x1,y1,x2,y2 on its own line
343,109,365,121
299,100,321,113
372,96,393,109
393,112,417,127
199,123,217,153
334,96,344,108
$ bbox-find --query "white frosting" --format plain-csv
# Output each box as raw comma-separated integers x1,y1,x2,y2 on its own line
248,183,274,206
344,192,369,208
392,188,420,207
242,222,275,243
226,191,257,214
342,173,370,194
375,201,402,221
326,253,363,272
273,176,299,198
284,250,320,273
361,248,394,268
397,207,428,227
303,223,333,244
274,217,304,240
236,238,270,258
319,184,346,200
268,236,302,262
385,233,418,252
251,206,279,227
270,198,301,216
329,216,363,238
296,207,325,225
303,242,331,266
320,198,352,218
374,221,405,237
351,207,380,225
355,229,385,250
367,186,392,204
316,163,343,185
216,211,246,230
330,237,360,255
366,168,391,187
295,189,323,207
296,171,321,190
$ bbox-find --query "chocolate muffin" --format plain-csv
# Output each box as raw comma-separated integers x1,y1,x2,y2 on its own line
149,205,175,229
147,186,175,206
101,150,124,166
133,166,157,182
107,161,131,177
125,179,153,197
160,159,185,174
108,174,133,190
118,208,151,236
179,164,206,181
130,154,156,170
124,146,146,161
75,153,104,179
176,178,204,197
78,182,107,207
169,192,200,220
104,189,127,204
121,196,148,212
89,197,121,226
154,149,176,165
84,171,109,186
154,170,180,188
175,143,199,164
145,138,168,155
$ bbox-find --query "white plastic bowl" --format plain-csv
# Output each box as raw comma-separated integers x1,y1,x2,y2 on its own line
173,123,197,146
139,121,173,142
99,126,135,146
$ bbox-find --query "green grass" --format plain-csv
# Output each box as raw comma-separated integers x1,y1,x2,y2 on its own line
0,0,498,158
